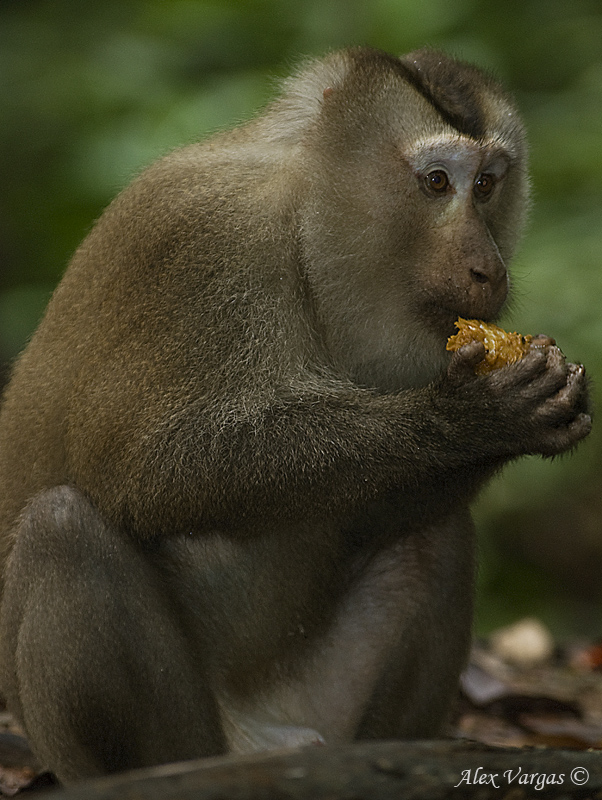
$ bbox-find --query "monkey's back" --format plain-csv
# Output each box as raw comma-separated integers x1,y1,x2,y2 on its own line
0,129,307,573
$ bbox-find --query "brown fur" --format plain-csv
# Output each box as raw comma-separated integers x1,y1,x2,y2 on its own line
0,48,590,782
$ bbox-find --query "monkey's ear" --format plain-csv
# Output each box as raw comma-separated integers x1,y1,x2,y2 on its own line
322,87,334,101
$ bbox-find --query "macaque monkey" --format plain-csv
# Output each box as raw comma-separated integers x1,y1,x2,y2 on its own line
0,47,591,783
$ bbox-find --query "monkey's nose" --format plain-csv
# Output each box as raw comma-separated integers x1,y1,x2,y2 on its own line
469,260,507,292
470,268,489,285
467,260,508,313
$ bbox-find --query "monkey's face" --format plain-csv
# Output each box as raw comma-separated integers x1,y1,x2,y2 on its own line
400,133,516,336
300,130,527,389
298,49,529,389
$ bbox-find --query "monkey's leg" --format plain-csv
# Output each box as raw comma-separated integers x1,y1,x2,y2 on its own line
356,511,475,740
0,486,226,783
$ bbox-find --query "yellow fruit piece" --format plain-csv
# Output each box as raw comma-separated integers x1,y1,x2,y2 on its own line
446,318,532,375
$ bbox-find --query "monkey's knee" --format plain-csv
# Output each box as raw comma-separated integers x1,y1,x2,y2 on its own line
0,487,143,776
0,486,224,782
0,487,96,680
3,485,113,578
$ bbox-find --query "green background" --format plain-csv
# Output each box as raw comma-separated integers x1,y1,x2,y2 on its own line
2,0,601,636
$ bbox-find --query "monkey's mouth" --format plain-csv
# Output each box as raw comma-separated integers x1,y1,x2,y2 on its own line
427,303,502,340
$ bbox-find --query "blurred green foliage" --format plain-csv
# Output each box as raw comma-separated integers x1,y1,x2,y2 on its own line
1,0,601,635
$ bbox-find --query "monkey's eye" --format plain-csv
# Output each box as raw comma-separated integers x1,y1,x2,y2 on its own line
474,173,496,199
424,170,450,195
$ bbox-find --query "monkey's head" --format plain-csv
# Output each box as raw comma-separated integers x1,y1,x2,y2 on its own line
284,48,529,390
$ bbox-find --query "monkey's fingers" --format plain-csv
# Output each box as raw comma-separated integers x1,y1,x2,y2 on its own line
569,362,592,416
530,334,556,348
447,341,486,382
537,345,572,397
486,345,550,392
536,412,592,457
534,363,590,427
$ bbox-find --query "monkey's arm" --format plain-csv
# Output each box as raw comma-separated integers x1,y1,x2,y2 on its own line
70,341,589,538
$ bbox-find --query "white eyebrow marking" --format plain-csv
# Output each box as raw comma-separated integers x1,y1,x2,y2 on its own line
404,132,517,170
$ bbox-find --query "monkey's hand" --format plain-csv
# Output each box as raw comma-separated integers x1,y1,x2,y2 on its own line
446,338,592,459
